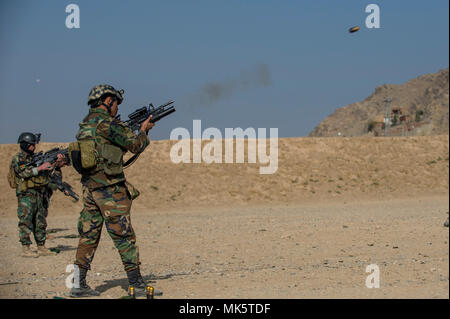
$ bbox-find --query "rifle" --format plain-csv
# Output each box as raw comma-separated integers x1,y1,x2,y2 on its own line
25,147,70,168
116,100,176,168
117,100,176,132
49,173,79,202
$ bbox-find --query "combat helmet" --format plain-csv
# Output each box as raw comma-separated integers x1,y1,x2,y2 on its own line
18,132,40,145
18,132,40,154
87,84,124,107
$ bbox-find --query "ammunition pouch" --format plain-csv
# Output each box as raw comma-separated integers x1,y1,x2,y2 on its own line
101,144,124,176
69,140,98,174
17,175,49,193
17,179,27,193
7,165,17,189
29,175,48,187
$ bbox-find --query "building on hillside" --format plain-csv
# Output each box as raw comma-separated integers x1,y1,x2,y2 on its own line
368,115,385,136
369,110,415,136
390,107,411,127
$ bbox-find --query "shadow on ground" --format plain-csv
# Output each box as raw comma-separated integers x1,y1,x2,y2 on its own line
94,272,187,294
47,228,70,234
54,234,79,239
49,245,77,253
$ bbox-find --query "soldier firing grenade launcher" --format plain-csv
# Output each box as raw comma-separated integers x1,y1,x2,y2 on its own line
119,100,176,132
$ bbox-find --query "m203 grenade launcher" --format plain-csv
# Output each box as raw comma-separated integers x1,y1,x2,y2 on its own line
118,100,176,132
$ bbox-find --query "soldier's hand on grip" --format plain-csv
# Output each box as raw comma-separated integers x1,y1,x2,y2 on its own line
140,115,155,134
37,162,52,172
56,154,67,168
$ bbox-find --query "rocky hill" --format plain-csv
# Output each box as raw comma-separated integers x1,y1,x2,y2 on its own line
309,68,449,137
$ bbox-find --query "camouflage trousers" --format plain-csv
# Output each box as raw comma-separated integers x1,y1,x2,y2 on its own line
74,183,140,272
16,189,49,246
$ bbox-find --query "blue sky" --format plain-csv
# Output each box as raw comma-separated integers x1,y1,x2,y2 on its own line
0,0,448,142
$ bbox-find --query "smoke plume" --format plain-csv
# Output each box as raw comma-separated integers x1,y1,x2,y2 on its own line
187,64,272,107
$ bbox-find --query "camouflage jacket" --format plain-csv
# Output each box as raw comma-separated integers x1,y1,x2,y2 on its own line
76,107,149,190
11,150,61,196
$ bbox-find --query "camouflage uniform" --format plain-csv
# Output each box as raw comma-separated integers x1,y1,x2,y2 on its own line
74,107,149,272
11,150,60,246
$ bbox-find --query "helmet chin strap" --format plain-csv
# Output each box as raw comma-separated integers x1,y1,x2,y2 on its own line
20,142,34,155
101,98,116,115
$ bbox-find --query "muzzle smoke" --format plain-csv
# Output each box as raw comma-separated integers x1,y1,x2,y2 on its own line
187,64,272,107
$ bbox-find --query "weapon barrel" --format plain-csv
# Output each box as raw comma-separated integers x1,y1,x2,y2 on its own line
123,100,176,131
66,186,80,201
150,108,175,123
158,100,174,108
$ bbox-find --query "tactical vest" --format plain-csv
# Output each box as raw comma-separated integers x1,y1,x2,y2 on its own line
70,115,125,189
17,175,49,193
11,154,50,193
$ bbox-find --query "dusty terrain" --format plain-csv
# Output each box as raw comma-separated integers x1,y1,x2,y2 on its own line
0,136,448,299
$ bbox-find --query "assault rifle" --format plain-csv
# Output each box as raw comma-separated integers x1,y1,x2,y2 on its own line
25,147,70,168
117,100,176,132
115,100,175,168
50,174,79,202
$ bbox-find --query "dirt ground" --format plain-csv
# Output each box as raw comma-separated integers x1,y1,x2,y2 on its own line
0,136,448,299
0,197,448,299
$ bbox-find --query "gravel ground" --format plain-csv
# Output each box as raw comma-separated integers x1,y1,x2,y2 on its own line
0,196,448,299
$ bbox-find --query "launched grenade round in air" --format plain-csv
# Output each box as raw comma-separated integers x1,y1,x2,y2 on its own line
349,26,360,33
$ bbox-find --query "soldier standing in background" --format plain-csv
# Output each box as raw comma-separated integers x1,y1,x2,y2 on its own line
69,85,161,298
9,132,67,257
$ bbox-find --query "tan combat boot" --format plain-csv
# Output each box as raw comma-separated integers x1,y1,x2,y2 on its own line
21,245,37,258
37,245,55,256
